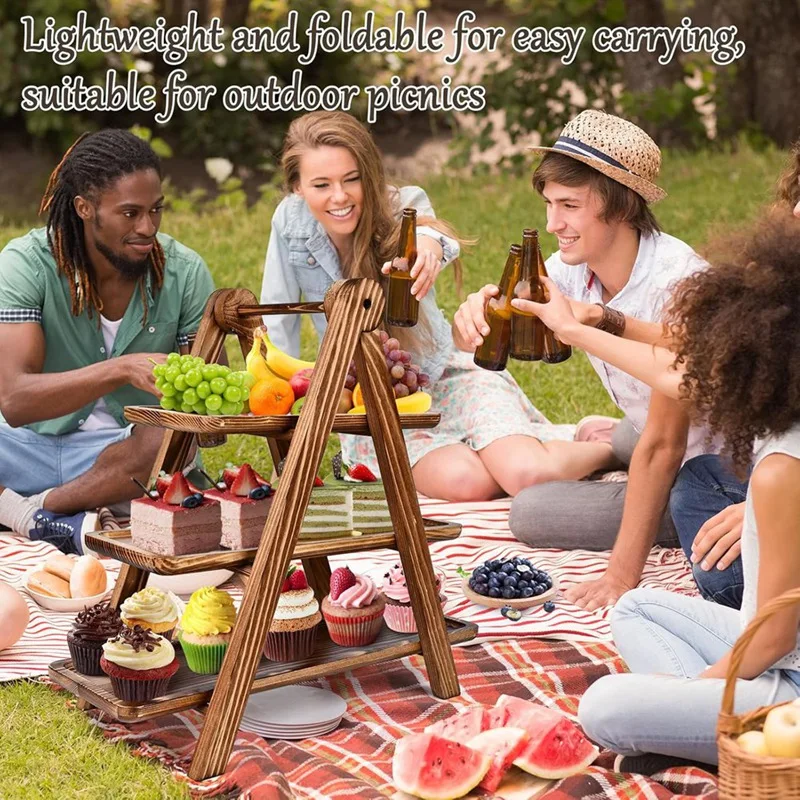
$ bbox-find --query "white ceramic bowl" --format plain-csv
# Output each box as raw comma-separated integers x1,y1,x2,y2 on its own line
147,569,234,597
19,565,116,613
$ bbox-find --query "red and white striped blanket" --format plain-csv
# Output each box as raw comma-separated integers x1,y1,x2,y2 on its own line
0,497,698,681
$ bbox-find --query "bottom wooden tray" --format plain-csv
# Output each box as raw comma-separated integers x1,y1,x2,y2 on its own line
49,617,477,723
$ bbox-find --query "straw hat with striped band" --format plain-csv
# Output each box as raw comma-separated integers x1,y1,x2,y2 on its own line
528,110,667,204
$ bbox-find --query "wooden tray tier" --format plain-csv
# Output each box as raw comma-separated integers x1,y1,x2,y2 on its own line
48,618,477,723
86,520,461,575
123,406,440,437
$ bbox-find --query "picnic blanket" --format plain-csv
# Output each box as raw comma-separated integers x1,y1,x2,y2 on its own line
57,637,719,799
1,497,698,681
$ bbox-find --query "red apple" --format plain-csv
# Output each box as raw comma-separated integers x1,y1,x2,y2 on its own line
289,368,314,400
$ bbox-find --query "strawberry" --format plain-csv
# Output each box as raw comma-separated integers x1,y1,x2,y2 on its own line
155,475,171,497
222,465,240,489
330,566,356,600
230,464,263,497
347,463,377,482
162,472,194,505
289,569,308,590
314,475,325,487
281,564,297,592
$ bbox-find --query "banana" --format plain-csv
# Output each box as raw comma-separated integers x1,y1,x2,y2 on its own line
261,330,315,379
245,333,272,383
348,391,432,415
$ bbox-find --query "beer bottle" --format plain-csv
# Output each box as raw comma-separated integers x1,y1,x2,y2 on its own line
385,208,419,327
474,244,522,371
537,239,573,364
509,228,545,361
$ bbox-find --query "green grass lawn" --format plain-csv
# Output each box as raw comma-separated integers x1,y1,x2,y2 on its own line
0,142,789,798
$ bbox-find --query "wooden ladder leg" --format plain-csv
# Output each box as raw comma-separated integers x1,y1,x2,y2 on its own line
189,279,384,780
355,331,460,699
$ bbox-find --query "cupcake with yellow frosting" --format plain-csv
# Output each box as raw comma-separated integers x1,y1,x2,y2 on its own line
178,586,237,674
120,587,179,640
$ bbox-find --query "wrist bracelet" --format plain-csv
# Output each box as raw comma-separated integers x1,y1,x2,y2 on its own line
594,304,626,336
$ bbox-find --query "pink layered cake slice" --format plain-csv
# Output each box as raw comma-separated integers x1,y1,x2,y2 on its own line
131,473,222,556
206,463,274,550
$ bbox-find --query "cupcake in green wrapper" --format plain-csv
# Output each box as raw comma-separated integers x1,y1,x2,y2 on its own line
178,586,237,674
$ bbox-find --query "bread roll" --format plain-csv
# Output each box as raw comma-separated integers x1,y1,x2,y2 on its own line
44,553,76,582
69,555,106,598
28,570,71,598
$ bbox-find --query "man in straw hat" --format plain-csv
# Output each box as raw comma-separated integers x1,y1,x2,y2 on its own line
454,110,722,610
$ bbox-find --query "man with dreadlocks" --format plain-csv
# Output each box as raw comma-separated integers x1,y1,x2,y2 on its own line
0,129,215,554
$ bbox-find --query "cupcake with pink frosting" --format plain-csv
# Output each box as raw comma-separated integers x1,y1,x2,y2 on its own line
322,566,386,646
382,563,447,634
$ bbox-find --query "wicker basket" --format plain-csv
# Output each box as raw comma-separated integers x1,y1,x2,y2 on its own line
717,587,800,798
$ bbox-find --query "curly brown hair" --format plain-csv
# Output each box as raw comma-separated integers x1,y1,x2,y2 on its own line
666,209,800,472
777,139,800,208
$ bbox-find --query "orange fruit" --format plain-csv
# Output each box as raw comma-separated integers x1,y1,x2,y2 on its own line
249,376,294,415
352,383,363,407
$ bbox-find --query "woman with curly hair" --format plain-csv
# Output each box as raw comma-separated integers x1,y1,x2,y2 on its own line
516,209,800,769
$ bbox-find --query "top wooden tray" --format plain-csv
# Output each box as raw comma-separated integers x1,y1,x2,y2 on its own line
124,406,440,436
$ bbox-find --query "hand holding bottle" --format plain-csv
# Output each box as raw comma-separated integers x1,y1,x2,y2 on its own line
511,277,581,345
382,234,443,301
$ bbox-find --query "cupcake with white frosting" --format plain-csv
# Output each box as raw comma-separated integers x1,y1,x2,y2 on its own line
100,625,179,702
263,567,321,662
120,587,178,640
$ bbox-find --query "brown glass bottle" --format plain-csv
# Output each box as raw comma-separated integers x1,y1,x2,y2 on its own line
509,228,545,361
474,244,522,371
385,208,419,327
536,239,573,364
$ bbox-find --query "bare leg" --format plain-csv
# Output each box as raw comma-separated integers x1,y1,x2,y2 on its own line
42,426,165,515
479,435,617,497
412,444,505,502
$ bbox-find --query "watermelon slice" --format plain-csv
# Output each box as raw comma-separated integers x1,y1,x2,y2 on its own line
393,733,491,800
486,704,510,730
424,707,491,740
468,727,528,793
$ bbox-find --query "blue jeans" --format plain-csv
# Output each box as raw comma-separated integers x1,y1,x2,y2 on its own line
578,589,800,765
669,455,748,609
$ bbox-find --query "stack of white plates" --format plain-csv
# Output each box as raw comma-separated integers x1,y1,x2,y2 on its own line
239,685,347,740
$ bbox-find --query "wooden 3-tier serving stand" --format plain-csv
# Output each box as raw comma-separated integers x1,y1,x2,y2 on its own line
49,279,476,780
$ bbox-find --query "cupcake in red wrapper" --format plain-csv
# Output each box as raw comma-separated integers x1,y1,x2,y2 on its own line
68,600,123,676
100,625,179,702
263,567,321,662
322,566,386,646
382,564,447,633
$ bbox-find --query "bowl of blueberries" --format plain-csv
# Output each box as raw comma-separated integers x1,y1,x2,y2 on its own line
463,557,557,615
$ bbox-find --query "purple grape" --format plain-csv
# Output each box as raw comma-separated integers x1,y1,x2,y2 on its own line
390,363,405,380
386,357,394,370
399,350,411,364
388,349,404,362
378,330,389,343
394,383,410,398
408,363,420,374
404,370,418,390
418,373,430,387
385,338,400,352
344,373,356,390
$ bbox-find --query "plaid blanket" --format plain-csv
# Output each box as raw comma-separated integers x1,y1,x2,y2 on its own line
1,497,698,680
69,637,718,799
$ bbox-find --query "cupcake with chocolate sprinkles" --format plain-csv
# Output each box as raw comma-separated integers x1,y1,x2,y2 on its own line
100,625,179,702
68,601,123,676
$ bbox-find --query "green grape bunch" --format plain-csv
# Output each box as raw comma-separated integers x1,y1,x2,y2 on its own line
152,353,256,415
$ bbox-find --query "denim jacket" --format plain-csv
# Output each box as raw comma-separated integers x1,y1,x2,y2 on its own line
260,185,458,385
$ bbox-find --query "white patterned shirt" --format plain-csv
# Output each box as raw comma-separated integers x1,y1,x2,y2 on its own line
545,231,719,462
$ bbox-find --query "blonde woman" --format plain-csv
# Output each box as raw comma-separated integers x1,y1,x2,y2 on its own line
260,112,616,501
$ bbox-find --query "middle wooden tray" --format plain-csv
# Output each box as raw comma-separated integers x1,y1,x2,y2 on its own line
86,519,461,575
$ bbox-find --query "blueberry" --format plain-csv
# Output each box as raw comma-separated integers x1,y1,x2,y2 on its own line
543,601,556,613
542,577,553,589
473,583,489,596
517,580,530,591
488,577,501,589
517,564,531,574
474,568,489,581
181,493,203,509
502,587,516,599
500,606,522,621
468,578,477,588
249,485,271,500
503,576,518,587
500,563,515,574
520,587,534,598
488,587,502,598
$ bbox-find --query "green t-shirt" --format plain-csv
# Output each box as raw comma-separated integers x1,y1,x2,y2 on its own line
0,227,215,435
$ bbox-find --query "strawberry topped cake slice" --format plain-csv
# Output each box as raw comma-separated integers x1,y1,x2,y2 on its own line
331,451,394,534
130,472,221,556
205,463,274,550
